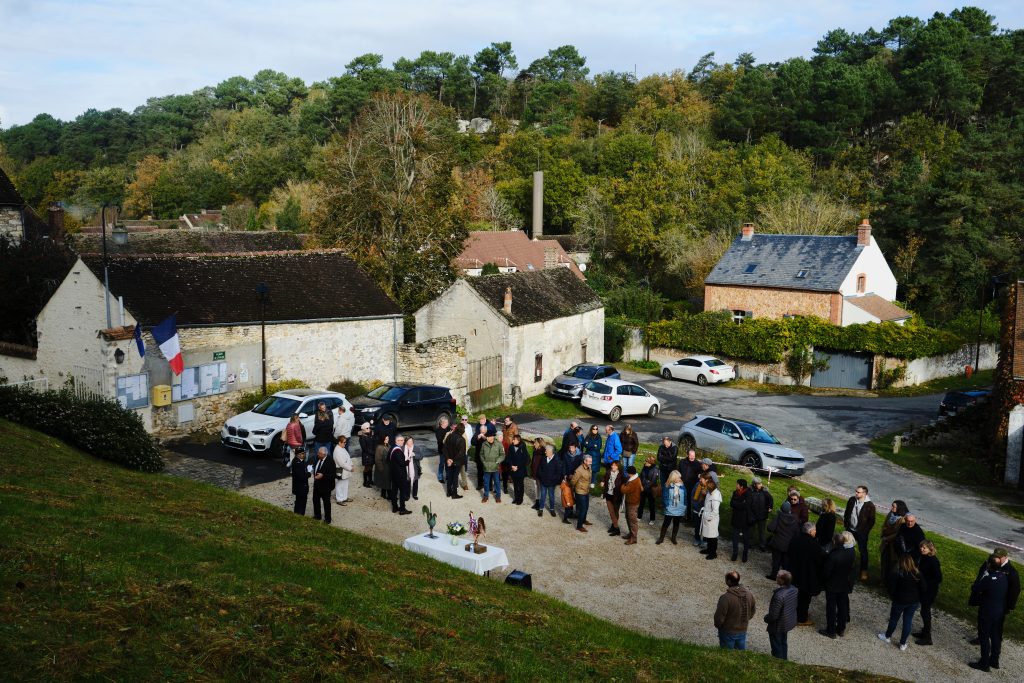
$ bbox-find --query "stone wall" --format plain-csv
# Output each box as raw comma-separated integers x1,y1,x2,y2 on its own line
704,284,839,324
895,343,998,386
508,307,605,401
0,207,23,242
397,335,469,407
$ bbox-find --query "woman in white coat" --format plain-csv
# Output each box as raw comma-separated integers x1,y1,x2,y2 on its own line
699,479,722,560
333,436,354,505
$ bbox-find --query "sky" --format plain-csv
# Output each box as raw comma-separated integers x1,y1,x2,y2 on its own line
1,0,1022,127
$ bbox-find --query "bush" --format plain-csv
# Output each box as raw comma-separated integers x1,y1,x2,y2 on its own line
604,318,629,362
326,379,377,398
230,379,308,415
0,386,163,472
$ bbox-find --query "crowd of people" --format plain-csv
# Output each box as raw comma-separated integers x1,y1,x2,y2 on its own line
284,405,1020,670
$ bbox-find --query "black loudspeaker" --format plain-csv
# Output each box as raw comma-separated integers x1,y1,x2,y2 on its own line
505,570,532,590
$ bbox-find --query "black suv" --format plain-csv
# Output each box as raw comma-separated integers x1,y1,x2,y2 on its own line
350,383,456,431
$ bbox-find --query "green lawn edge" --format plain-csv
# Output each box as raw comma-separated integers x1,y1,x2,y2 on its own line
0,419,896,683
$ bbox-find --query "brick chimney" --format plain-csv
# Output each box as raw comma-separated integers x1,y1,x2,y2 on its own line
47,204,65,241
741,223,755,241
503,287,512,315
857,219,871,247
543,246,557,269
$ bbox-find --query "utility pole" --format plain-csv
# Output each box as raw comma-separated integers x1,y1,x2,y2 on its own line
256,282,269,396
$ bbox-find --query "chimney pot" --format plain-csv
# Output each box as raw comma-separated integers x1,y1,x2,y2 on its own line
503,287,512,315
741,223,755,241
857,219,871,247
543,246,557,269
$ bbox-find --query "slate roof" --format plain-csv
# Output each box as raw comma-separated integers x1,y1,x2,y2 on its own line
456,230,584,279
0,166,25,206
72,229,305,255
705,234,865,292
844,294,911,322
465,268,603,326
80,250,401,327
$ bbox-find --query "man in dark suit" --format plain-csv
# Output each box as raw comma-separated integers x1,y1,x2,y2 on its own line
970,556,1011,671
843,485,876,581
819,531,858,639
968,547,1020,666
787,522,826,625
389,435,412,514
312,446,336,524
290,448,311,515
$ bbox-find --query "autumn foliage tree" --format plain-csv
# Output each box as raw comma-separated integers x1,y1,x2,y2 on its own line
313,92,468,313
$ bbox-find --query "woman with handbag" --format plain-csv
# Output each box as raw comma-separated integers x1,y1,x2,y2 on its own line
691,472,710,548
620,424,639,470
332,436,354,505
602,460,624,537
699,479,722,560
657,470,686,545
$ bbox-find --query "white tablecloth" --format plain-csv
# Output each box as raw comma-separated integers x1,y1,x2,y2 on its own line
402,533,509,575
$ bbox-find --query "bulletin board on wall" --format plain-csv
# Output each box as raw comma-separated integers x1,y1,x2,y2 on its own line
116,373,149,409
171,362,228,402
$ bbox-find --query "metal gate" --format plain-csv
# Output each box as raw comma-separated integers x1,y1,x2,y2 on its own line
467,355,502,411
809,350,873,389
70,365,105,400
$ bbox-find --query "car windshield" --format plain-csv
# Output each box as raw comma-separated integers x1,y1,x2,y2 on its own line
366,385,407,401
565,365,599,379
705,359,726,367
736,421,781,444
253,396,301,418
585,381,612,395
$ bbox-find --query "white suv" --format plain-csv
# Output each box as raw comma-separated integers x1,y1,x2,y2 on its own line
580,378,661,422
221,389,352,455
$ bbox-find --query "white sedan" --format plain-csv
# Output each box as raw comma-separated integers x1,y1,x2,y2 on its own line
580,379,661,422
659,355,736,385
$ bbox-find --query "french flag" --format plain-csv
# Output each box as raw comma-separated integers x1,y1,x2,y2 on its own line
152,315,184,375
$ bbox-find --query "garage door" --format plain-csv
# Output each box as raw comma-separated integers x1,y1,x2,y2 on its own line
810,350,873,389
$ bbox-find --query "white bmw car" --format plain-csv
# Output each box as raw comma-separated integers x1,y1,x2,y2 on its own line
221,388,351,455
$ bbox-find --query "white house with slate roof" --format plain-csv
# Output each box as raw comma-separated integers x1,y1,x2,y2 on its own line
415,269,604,402
704,220,911,327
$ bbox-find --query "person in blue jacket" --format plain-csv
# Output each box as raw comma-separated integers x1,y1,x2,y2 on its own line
602,424,622,470
583,424,603,486
656,470,686,545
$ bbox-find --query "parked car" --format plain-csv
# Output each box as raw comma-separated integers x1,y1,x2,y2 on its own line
938,389,991,416
678,414,805,475
221,389,351,455
660,355,736,385
580,378,660,422
547,363,620,400
349,383,456,430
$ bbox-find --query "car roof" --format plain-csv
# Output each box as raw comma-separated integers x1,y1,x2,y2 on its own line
374,383,451,390
275,389,342,398
691,414,765,428
591,378,639,387
685,355,721,362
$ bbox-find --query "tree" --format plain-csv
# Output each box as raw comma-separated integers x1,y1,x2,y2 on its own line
275,195,304,231
755,192,855,234
312,92,467,312
786,346,829,385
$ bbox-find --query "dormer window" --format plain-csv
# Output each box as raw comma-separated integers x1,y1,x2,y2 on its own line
796,269,808,278
744,263,758,274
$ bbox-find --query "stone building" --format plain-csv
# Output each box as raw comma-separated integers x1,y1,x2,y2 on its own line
704,220,911,326
993,280,1024,486
0,166,54,243
414,269,604,403
0,249,402,435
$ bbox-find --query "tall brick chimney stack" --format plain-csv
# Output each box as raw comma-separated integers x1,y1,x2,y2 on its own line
47,204,65,241
543,246,557,269
857,219,871,247
503,287,512,315
741,223,755,241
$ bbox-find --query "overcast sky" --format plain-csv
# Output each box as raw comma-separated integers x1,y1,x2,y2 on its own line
1,0,1021,127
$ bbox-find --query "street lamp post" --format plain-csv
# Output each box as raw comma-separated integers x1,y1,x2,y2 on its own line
255,282,269,396
101,205,112,329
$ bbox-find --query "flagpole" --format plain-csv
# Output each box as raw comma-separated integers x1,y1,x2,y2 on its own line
102,205,112,329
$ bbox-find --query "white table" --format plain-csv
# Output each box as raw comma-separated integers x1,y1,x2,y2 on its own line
402,533,509,576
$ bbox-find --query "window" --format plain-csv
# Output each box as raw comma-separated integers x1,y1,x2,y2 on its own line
796,269,808,278
534,354,543,382
616,385,630,396
581,341,588,363
732,310,751,324
403,388,424,403
696,417,725,432
628,385,649,397
744,263,758,274
856,274,866,293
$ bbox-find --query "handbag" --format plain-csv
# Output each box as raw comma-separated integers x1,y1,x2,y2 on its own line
650,483,663,499
560,480,575,508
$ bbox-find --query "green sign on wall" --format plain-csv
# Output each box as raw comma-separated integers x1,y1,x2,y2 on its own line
213,351,225,361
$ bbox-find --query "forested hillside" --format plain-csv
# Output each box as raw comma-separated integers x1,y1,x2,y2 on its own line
1,7,1021,322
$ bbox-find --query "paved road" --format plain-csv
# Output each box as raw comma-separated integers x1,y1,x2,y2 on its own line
164,372,1023,551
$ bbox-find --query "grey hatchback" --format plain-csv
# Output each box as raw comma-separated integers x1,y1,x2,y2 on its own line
547,363,620,401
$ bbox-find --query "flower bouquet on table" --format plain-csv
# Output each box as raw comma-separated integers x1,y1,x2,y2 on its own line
466,511,487,554
446,521,467,545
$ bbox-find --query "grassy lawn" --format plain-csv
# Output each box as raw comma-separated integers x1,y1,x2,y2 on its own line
625,442,1023,642
0,418,902,682
731,369,994,398
869,433,1024,522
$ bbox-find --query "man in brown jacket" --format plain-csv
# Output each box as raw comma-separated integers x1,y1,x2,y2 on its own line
620,465,643,545
714,571,757,650
570,456,594,532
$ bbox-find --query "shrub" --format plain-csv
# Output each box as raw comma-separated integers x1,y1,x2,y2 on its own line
480,262,500,275
785,346,829,385
604,318,629,362
0,386,163,472
874,358,907,390
230,379,308,415
326,379,377,398
626,360,659,370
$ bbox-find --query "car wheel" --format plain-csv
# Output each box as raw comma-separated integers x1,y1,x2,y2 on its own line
383,413,399,428
696,374,708,386
647,403,659,417
740,452,762,470
609,406,622,422
269,434,283,460
681,435,696,452
661,368,672,379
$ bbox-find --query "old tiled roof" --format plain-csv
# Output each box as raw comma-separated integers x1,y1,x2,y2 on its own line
80,250,401,326
845,294,911,322
0,166,25,206
706,233,864,292
465,268,602,326
72,230,305,255
456,230,584,279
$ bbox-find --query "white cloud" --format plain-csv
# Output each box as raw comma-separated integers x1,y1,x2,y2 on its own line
0,0,1021,126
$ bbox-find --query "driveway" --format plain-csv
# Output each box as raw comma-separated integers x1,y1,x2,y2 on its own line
518,371,1024,551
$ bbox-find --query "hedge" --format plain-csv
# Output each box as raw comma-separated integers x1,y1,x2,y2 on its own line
643,311,965,363
0,386,164,472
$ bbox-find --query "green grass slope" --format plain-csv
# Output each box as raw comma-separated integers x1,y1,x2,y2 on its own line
0,419,896,682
